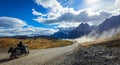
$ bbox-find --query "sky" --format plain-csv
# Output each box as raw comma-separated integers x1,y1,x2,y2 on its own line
0,0,120,36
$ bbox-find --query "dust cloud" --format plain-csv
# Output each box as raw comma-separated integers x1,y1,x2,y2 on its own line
75,27,120,43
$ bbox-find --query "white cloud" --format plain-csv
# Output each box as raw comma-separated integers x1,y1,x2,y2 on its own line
84,0,114,11
24,26,58,36
0,17,27,28
0,27,58,37
53,22,80,29
35,0,64,19
84,0,120,16
0,16,58,37
34,10,112,25
33,0,120,28
32,9,42,16
35,0,63,13
113,0,120,15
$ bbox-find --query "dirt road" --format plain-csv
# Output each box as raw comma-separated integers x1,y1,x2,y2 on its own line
0,43,78,65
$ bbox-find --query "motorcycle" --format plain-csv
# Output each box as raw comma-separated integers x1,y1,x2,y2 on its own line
8,46,30,59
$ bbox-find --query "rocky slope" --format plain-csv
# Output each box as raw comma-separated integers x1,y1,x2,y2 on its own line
47,34,120,65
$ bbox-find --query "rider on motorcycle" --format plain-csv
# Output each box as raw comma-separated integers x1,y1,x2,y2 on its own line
17,41,25,53
8,41,29,59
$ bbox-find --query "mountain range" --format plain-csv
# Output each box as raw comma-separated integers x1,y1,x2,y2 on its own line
1,15,120,39
51,15,120,39
51,23,94,39
95,15,120,34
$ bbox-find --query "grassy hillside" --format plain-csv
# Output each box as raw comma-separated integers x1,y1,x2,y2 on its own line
0,38,73,49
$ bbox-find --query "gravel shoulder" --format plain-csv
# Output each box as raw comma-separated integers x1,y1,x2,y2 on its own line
48,43,120,65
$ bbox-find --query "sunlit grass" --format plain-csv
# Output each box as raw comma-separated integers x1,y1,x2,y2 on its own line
0,38,73,49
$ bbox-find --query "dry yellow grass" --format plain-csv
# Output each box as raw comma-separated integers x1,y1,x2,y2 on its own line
0,38,73,49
